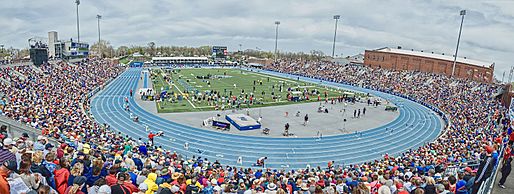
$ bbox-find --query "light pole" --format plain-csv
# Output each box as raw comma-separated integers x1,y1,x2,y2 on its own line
97,14,102,58
451,10,466,77
75,0,81,43
274,21,280,62
332,15,340,58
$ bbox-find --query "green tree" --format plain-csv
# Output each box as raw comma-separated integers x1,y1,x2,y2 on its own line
90,40,115,58
147,42,156,56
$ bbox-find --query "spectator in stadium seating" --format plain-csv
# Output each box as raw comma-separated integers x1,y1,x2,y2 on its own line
456,173,468,194
17,160,42,190
111,172,132,194
499,155,512,189
106,168,118,186
68,162,85,189
0,138,16,164
66,176,87,194
0,160,17,193
144,172,158,194
0,59,510,194
472,146,496,194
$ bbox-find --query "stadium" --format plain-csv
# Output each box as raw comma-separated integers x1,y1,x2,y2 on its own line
0,1,513,194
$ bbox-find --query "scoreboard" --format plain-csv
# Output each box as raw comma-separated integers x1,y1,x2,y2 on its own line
212,46,228,59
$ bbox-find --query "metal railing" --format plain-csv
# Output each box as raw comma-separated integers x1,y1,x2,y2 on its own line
477,140,507,194
0,115,58,145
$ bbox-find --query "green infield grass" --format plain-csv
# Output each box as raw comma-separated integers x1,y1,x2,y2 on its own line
151,68,363,113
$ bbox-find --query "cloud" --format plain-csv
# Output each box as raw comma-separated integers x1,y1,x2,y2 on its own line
0,0,513,78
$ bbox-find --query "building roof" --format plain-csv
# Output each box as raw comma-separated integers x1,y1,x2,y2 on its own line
152,57,209,60
373,47,493,68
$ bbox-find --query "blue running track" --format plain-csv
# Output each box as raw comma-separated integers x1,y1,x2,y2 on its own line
90,68,443,169
143,71,148,88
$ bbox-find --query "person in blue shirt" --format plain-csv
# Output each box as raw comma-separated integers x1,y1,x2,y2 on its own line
128,169,138,185
139,143,148,156
456,173,468,194
255,169,263,179
133,154,144,170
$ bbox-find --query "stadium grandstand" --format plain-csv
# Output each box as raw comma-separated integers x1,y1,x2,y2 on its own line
364,47,494,82
0,1,513,194
152,57,209,65
0,56,512,194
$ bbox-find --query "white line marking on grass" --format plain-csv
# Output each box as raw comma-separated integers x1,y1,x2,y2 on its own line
247,71,297,84
159,69,197,109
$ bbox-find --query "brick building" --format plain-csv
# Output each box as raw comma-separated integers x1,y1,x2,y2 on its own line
363,47,494,82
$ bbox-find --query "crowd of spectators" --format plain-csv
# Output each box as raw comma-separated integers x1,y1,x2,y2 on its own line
0,58,511,194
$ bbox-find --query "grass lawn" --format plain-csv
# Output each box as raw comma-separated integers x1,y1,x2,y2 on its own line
151,68,363,113
120,58,130,64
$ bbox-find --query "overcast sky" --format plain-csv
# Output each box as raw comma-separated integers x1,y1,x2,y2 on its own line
1,0,513,78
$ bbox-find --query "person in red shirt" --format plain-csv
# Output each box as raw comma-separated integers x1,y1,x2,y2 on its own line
106,169,118,186
111,173,133,194
123,173,139,193
0,161,17,194
328,161,334,169
504,146,512,161
55,158,70,194
148,132,156,146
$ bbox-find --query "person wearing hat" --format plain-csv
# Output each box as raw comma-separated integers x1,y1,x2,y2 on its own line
472,145,496,194
43,143,54,156
144,172,159,194
185,177,201,194
0,160,17,194
463,167,475,193
266,182,278,194
0,138,16,164
299,183,310,194
34,136,47,151
20,132,29,140
66,176,87,194
156,178,174,194
110,172,132,194
134,183,148,194
396,182,408,194
252,179,264,191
